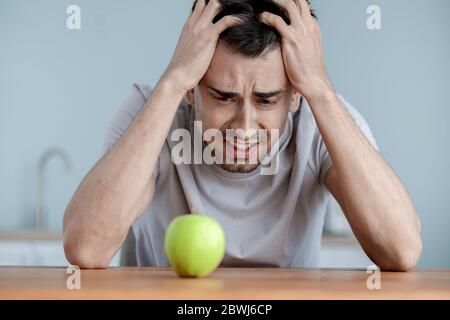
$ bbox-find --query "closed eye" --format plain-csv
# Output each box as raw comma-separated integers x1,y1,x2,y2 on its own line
257,99,277,105
214,96,235,103
259,99,273,104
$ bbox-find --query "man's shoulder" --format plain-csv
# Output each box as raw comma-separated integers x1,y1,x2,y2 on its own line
292,93,370,134
133,83,153,100
110,83,153,122
116,82,190,127
104,82,187,146
290,92,378,176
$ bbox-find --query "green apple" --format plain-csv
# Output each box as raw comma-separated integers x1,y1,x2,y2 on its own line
164,213,226,278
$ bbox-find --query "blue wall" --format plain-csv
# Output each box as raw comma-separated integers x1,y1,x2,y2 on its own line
1,0,449,267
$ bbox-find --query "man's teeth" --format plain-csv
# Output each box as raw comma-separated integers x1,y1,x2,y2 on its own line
226,140,257,150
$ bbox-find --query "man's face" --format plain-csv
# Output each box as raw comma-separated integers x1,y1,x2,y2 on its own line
186,43,301,173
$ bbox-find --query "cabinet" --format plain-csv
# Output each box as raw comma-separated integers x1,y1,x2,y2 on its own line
320,236,372,268
0,231,120,266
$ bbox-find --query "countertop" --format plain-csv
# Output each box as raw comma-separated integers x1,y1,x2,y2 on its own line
1,267,449,300
0,230,62,241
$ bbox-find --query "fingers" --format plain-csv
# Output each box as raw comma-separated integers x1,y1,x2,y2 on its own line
296,0,314,23
259,12,291,38
270,0,302,27
188,0,242,40
199,0,222,27
201,0,243,35
213,15,243,34
190,0,207,23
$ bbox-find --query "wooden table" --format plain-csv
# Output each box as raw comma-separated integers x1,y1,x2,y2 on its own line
0,267,449,300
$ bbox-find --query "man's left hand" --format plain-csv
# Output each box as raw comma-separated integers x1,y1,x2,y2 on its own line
259,0,333,100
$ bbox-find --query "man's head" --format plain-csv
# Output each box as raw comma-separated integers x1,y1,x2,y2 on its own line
192,0,315,57
186,0,315,173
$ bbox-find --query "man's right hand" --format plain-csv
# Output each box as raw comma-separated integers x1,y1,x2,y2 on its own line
162,0,242,94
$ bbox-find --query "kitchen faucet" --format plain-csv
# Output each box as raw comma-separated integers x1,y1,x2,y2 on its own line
35,147,73,230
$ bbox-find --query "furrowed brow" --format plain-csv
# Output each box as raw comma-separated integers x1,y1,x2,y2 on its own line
206,85,240,98
254,90,285,99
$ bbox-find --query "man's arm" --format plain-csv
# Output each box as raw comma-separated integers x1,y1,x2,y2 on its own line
315,92,422,271
261,0,421,271
63,0,242,268
63,79,184,269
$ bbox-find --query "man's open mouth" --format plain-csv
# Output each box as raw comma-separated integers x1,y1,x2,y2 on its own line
224,138,259,159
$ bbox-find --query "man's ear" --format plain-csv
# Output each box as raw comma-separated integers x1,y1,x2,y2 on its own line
184,88,195,106
289,90,302,113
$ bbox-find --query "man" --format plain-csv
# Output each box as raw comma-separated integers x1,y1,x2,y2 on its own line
63,0,422,270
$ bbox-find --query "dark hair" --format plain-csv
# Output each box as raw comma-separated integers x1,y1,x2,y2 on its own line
192,0,316,57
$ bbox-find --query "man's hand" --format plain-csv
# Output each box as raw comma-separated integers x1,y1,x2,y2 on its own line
163,0,242,94
259,0,333,100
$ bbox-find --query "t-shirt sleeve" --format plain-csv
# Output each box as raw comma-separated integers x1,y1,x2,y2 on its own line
102,83,160,178
318,94,379,185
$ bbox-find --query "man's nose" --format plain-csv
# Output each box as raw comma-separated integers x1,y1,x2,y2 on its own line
230,101,258,134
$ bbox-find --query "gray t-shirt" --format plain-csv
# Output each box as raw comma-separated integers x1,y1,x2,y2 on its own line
104,83,378,268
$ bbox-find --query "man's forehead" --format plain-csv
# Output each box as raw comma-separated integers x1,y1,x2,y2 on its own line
200,74,291,94
201,44,290,92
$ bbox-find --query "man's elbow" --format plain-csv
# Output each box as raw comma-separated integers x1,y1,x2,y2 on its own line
381,236,423,272
63,238,111,269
